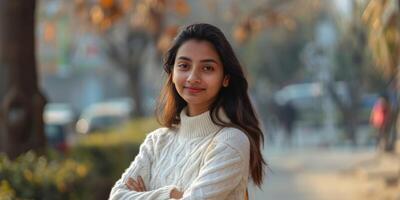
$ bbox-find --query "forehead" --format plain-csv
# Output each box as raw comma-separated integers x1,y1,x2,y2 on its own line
176,39,221,61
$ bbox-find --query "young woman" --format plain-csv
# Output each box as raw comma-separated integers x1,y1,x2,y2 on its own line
109,23,266,200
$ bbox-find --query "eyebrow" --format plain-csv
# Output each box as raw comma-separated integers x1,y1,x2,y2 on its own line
177,56,218,64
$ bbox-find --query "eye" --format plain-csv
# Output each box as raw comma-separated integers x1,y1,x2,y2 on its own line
177,63,189,70
203,66,214,71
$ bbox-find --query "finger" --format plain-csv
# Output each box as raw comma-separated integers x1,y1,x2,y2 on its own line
125,179,135,190
127,178,140,191
138,176,147,191
136,177,143,190
131,178,141,191
135,178,145,191
125,183,135,190
178,191,184,198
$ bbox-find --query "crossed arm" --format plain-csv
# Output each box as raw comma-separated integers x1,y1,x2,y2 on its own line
124,176,183,199
109,131,248,200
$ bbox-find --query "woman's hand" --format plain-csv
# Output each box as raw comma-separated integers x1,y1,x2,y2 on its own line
170,188,183,199
125,176,147,192
125,176,183,199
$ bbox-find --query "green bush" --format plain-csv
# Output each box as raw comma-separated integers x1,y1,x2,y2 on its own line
68,117,159,199
0,151,90,200
0,117,159,200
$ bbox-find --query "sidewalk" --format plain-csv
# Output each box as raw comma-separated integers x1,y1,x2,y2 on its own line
249,145,376,200
349,151,400,200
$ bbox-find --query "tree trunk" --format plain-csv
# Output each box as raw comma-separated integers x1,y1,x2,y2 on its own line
392,71,400,151
104,29,149,118
0,0,47,159
327,82,360,145
128,66,144,117
391,0,400,152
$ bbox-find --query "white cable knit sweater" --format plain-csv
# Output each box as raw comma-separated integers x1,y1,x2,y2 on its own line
109,108,250,200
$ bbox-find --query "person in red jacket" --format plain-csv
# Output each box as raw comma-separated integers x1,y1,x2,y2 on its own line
370,93,391,151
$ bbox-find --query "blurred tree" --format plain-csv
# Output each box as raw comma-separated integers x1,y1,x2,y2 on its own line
323,0,372,145
75,0,187,117
231,0,321,142
233,0,320,87
232,0,378,146
0,0,47,159
363,0,400,150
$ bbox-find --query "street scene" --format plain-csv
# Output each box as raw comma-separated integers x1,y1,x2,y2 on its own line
251,127,377,200
1,0,399,199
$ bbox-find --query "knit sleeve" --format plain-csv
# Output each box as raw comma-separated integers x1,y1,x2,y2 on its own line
181,131,250,200
109,129,179,200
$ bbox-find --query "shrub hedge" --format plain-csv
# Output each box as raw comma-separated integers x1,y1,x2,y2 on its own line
0,117,159,200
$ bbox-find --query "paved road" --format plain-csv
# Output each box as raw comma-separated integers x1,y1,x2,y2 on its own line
248,124,376,200
248,146,375,200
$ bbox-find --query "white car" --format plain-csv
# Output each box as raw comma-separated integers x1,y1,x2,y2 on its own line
76,99,134,134
44,103,75,151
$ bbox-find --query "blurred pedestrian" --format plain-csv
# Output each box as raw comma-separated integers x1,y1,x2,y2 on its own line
109,23,266,200
278,101,298,146
370,93,391,151
265,99,281,144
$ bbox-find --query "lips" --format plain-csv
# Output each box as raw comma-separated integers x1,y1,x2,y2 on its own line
184,86,205,93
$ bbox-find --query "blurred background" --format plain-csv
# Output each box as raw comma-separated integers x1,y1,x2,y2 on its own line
0,0,399,199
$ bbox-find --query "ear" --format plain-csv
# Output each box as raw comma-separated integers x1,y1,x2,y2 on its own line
222,75,230,87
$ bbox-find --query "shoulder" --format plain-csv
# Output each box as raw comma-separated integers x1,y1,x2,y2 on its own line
144,127,175,143
147,127,169,136
214,127,250,159
215,127,250,148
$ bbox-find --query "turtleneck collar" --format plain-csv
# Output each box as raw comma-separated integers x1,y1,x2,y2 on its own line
178,107,230,138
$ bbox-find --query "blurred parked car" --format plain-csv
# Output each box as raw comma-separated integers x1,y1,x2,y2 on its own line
76,99,134,134
274,82,380,126
44,103,75,152
273,82,347,127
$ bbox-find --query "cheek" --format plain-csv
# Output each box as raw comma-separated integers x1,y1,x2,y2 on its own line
172,71,185,87
204,75,223,91
172,73,177,84
172,69,178,84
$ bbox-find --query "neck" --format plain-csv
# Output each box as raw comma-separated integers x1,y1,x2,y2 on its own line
187,104,210,116
178,106,231,138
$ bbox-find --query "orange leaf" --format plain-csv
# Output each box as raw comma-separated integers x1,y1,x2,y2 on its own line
174,0,190,16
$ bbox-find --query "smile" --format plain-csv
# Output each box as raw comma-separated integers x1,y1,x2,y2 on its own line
184,87,205,93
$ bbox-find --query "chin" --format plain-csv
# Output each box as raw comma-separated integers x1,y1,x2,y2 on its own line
183,97,205,104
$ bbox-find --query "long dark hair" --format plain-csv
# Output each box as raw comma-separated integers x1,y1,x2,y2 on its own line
156,23,266,187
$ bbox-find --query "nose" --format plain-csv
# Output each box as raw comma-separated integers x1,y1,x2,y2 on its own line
187,69,200,84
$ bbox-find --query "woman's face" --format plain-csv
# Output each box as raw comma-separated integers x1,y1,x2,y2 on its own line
172,39,229,115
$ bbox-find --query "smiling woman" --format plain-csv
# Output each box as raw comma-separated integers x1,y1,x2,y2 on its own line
172,39,230,116
109,23,266,200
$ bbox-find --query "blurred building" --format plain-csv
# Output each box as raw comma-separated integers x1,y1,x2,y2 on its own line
36,0,132,114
